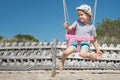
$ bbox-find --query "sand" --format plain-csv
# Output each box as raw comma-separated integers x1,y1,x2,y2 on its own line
0,70,120,80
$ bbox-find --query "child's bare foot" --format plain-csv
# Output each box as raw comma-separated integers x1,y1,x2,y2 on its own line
90,54,97,61
59,62,64,71
96,53,102,59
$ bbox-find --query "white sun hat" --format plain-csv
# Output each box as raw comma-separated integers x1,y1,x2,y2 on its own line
76,4,92,16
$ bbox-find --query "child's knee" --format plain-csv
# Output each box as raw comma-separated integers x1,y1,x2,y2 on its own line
79,50,91,58
80,51,88,58
63,50,70,56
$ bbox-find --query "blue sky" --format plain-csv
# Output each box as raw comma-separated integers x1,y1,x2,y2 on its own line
0,0,120,42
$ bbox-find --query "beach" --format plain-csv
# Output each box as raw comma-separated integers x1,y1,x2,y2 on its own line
0,70,120,80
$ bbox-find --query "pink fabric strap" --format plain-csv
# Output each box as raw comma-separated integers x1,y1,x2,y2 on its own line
65,34,94,52
65,34,94,41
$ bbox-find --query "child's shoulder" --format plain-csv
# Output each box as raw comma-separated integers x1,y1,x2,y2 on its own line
89,24,95,27
91,24,94,26
75,20,83,25
72,20,81,26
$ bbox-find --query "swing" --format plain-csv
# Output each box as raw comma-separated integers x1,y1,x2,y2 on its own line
51,0,98,77
63,0,97,52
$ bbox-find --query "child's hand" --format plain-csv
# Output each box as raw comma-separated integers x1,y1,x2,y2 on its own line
96,50,102,59
64,22,69,29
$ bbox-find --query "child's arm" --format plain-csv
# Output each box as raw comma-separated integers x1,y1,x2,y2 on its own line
92,37,102,58
64,22,74,32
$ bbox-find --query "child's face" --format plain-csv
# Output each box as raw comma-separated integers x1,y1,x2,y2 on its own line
77,10,90,24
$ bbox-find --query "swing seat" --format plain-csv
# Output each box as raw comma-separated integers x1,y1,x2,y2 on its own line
65,28,94,52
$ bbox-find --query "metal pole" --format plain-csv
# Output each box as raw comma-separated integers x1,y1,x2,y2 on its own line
51,39,58,77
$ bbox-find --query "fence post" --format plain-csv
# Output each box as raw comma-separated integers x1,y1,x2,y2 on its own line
51,39,58,77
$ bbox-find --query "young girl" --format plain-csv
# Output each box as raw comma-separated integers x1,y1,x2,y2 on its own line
59,4,102,71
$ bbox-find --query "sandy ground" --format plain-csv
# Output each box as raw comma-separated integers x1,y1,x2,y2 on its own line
0,70,120,80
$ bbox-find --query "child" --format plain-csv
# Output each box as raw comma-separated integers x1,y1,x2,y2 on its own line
59,4,102,71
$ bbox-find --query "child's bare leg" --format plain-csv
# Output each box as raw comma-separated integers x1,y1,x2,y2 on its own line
59,46,75,71
80,49,97,61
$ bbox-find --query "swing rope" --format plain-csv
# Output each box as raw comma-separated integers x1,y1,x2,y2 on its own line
63,0,70,23
92,0,97,25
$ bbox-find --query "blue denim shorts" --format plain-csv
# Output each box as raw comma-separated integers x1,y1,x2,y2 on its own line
71,41,90,52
